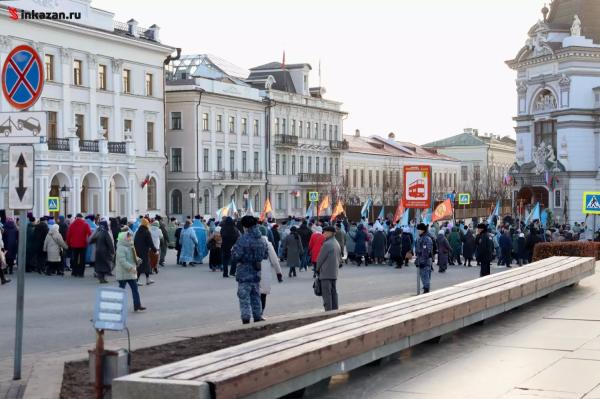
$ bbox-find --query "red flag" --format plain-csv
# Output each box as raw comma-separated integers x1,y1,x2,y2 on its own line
432,199,453,223
392,200,404,224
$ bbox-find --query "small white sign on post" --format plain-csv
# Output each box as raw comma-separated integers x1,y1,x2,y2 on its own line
0,112,45,144
8,146,34,210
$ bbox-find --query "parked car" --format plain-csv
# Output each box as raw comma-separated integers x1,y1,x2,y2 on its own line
17,118,41,135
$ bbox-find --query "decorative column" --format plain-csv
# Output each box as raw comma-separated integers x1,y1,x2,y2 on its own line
98,128,108,154
88,54,98,138
60,48,72,137
111,59,123,141
100,168,111,216
67,124,80,153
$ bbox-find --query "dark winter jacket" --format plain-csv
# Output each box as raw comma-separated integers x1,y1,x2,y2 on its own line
476,232,494,263
134,225,156,275
220,217,240,257
2,220,18,262
231,226,268,283
389,230,402,258
297,224,312,251
91,226,115,273
462,231,475,259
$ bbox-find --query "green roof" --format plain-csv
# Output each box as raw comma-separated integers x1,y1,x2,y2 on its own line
423,133,487,148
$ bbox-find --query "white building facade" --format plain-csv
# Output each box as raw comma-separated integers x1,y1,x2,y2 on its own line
166,55,267,219
0,0,174,218
344,131,461,205
506,0,600,224
423,128,516,201
247,62,347,219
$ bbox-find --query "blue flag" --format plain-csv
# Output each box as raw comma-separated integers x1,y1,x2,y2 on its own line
378,206,385,220
306,202,314,219
525,202,540,224
540,209,548,228
401,208,410,226
361,198,372,218
487,200,500,226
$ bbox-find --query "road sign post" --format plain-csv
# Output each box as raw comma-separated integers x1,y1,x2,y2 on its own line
3,44,43,381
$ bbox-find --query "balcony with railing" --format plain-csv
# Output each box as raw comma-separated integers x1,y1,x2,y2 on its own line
329,139,349,151
274,134,298,147
47,138,70,151
108,142,127,154
79,140,99,152
211,171,265,181
297,173,332,183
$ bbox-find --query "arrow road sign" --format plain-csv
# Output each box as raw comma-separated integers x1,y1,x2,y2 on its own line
8,146,34,210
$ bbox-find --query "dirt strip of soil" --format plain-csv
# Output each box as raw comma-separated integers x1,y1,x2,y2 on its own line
60,313,345,398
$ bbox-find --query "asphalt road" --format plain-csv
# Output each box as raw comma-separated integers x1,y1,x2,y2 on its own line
0,252,494,361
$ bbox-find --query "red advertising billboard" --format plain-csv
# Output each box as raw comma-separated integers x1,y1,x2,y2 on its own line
403,165,432,209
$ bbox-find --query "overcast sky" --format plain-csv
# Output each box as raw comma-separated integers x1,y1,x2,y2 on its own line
98,0,544,144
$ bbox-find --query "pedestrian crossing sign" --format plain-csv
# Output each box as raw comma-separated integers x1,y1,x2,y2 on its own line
583,192,600,215
458,193,471,205
47,196,60,212
309,192,319,203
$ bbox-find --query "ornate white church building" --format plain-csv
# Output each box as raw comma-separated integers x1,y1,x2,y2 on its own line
507,0,600,224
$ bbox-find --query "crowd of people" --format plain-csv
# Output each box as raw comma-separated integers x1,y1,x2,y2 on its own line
1,209,598,324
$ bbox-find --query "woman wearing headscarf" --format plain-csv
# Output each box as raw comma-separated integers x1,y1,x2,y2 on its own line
371,226,387,265
85,215,98,266
283,226,303,277
115,228,145,312
179,220,199,267
149,220,163,274
208,226,223,272
91,219,116,283
436,230,451,273
462,229,476,267
43,224,68,276
448,227,463,266
258,225,283,312
134,218,157,285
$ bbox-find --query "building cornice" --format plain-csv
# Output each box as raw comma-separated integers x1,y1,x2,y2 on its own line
507,46,600,70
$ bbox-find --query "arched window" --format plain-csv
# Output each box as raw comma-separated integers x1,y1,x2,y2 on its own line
147,177,157,210
171,189,182,214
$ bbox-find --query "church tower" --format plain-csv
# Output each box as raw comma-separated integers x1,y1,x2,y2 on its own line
506,0,600,225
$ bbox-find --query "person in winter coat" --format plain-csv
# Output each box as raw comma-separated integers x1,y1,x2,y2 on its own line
448,227,462,265
415,224,433,293
334,223,346,262
316,226,342,311
283,226,303,277
91,219,116,283
208,227,223,272
134,218,157,285
400,227,414,267
191,216,208,264
297,221,312,271
345,224,357,264
271,224,281,257
475,223,494,277
436,231,451,273
517,232,527,266
220,217,240,277
43,224,68,276
84,216,98,266
462,229,476,267
115,229,145,312
371,227,387,264
258,226,283,312
31,217,49,274
149,221,163,273
499,229,513,268
388,228,403,268
2,218,18,275
231,216,268,324
156,216,170,267
167,218,178,249
308,227,326,276
353,225,368,266
66,214,92,277
179,220,199,266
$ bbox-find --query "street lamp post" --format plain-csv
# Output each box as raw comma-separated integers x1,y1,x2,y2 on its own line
60,185,70,218
189,188,196,217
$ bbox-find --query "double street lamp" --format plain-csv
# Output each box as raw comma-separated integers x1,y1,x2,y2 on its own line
189,188,196,217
